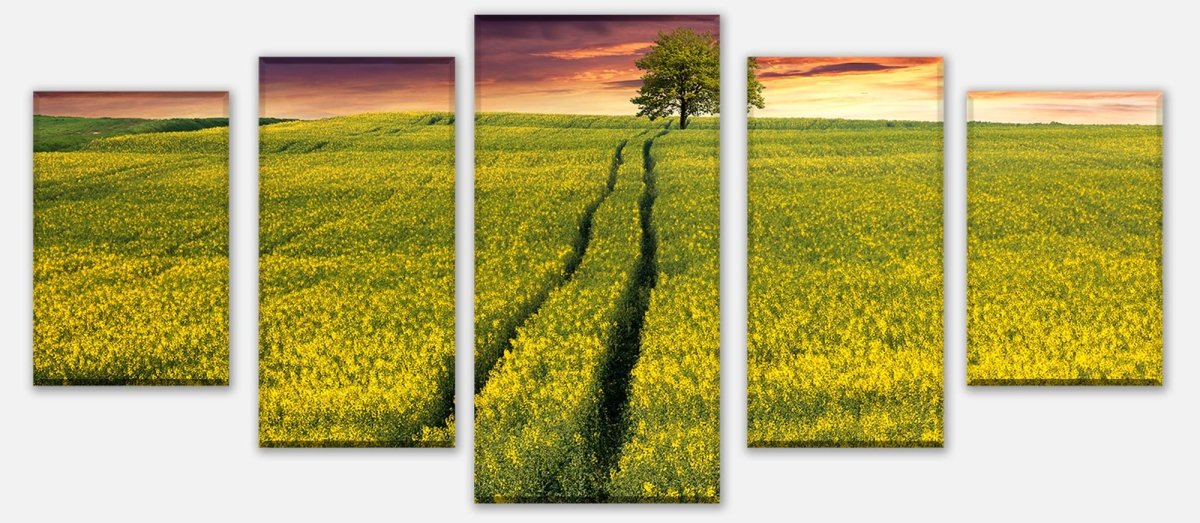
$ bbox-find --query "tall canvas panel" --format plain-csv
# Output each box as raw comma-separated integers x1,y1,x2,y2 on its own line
258,58,456,446
967,91,1163,385
474,15,721,502
34,91,230,386
747,58,944,446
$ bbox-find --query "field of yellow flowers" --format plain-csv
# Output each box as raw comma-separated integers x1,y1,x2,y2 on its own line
608,128,720,501
747,119,944,447
474,114,719,502
258,113,455,447
34,124,229,385
967,123,1162,385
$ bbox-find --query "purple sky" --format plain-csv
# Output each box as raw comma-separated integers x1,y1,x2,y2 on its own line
260,57,453,119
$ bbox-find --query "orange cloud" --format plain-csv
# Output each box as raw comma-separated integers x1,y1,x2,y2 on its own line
969,91,1159,101
532,42,653,60
757,56,941,79
969,91,1161,125
752,57,942,121
561,68,640,82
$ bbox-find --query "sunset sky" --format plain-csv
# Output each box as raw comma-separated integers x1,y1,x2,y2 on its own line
752,57,943,121
476,15,720,114
969,91,1162,124
260,57,453,119
34,92,228,119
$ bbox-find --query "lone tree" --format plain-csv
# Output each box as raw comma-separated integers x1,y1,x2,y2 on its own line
631,28,719,130
747,57,765,113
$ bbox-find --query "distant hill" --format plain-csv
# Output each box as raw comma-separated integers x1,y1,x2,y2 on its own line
475,112,718,130
34,116,297,152
33,115,231,152
747,117,941,130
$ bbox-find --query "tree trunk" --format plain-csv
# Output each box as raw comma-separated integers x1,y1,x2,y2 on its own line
679,98,689,129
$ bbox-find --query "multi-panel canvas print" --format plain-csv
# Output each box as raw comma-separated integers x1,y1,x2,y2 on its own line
257,58,456,446
746,58,944,447
967,91,1163,386
34,91,230,386
474,15,720,502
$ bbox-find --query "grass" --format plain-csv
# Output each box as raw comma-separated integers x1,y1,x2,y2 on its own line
747,119,944,447
33,115,232,152
34,124,229,385
257,112,456,447
967,123,1162,385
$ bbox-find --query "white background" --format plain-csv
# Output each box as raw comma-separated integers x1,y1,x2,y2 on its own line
2,1,1194,521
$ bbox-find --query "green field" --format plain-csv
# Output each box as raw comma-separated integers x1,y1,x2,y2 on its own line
33,115,236,152
747,118,943,447
33,117,229,385
258,112,456,447
967,123,1162,385
474,113,719,502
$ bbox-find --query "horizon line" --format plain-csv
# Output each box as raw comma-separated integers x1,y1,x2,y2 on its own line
749,115,942,122
968,119,1161,126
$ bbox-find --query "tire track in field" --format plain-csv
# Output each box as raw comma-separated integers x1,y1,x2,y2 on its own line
474,139,629,393
597,129,668,490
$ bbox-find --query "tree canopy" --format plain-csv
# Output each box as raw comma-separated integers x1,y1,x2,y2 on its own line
631,28,719,130
748,57,766,113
